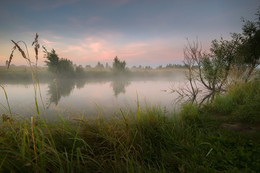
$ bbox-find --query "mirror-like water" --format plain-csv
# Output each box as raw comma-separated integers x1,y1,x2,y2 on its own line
0,77,186,119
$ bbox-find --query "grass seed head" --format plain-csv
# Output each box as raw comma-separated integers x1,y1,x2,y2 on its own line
8,46,17,68
11,40,29,61
32,33,40,61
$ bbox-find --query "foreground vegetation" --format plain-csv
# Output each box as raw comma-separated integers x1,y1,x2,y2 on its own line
0,81,259,172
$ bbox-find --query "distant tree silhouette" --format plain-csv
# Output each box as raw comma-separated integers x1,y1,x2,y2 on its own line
113,56,126,73
85,65,92,69
44,49,59,73
58,58,74,76
95,62,104,69
105,62,111,69
44,48,74,76
75,65,84,76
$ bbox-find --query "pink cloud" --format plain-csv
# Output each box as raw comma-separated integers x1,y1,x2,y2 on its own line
0,30,214,67
57,37,183,66
10,32,185,67
52,35,63,39
41,38,59,47
66,46,85,52
119,51,146,58
86,37,93,41
57,37,115,63
125,43,147,49
89,42,101,52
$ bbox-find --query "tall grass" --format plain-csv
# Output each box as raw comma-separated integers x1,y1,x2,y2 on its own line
0,85,12,117
6,34,47,116
1,87,259,172
206,80,260,123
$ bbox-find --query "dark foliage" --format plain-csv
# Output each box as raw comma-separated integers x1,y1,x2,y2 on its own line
113,56,126,73
44,49,75,77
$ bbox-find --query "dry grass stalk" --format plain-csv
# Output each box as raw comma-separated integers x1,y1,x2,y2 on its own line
11,40,30,62
32,33,40,62
8,46,16,68
8,34,46,116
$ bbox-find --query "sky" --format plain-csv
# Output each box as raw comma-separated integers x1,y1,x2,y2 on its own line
0,0,259,67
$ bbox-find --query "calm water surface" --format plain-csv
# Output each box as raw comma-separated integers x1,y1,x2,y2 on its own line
0,76,186,119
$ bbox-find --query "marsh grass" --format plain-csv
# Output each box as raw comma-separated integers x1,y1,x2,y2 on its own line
0,85,12,117
0,87,259,172
205,81,260,123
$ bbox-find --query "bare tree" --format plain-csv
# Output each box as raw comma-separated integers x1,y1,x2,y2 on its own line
178,37,240,104
182,39,201,103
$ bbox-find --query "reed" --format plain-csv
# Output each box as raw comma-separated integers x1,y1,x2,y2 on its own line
0,85,12,117
7,33,47,117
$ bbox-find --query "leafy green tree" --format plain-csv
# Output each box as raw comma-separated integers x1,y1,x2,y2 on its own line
200,35,241,91
44,48,75,77
236,8,260,81
44,49,59,73
113,56,126,73
58,58,75,76
75,65,84,75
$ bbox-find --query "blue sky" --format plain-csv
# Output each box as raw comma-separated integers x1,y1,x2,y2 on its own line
0,0,259,67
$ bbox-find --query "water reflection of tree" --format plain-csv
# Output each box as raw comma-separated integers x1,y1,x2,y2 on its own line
75,79,86,89
47,79,86,107
110,79,130,97
173,82,217,107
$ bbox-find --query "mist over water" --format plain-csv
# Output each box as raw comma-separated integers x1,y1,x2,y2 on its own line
0,74,187,120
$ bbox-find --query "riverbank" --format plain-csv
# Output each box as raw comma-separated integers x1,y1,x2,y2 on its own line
0,81,259,172
0,66,186,81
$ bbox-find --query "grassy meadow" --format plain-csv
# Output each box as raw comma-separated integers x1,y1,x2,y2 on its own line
0,80,259,172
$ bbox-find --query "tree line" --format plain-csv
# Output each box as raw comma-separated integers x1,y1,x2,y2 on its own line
44,48,127,77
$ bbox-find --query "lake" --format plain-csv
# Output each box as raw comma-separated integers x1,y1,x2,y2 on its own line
0,74,187,120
